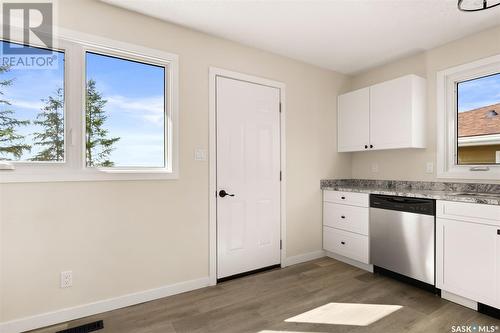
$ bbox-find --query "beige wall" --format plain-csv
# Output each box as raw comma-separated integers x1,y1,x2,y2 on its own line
349,25,500,183
0,0,352,323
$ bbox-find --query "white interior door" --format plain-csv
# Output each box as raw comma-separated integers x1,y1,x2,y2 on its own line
216,76,281,279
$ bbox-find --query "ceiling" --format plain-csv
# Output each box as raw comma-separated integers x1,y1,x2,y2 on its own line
101,0,500,74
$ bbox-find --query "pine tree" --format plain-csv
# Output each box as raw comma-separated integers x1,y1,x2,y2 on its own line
86,79,119,167
31,88,64,161
0,65,30,160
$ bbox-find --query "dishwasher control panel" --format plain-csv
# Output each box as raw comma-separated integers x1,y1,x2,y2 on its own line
370,194,435,216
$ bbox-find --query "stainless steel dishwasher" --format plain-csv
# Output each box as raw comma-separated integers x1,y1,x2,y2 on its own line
370,194,436,287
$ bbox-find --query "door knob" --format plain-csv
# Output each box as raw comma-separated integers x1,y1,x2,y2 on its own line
219,190,235,198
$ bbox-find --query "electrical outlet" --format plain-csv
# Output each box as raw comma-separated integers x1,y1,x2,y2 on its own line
426,162,434,174
194,148,207,161
60,271,73,288
371,163,379,173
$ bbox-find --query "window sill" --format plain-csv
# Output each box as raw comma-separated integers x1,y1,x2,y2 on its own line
0,169,179,183
437,165,500,180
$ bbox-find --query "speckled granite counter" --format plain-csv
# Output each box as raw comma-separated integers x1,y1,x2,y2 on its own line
320,179,500,205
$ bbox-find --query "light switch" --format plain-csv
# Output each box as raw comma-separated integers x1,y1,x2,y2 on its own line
194,148,208,161
426,162,434,174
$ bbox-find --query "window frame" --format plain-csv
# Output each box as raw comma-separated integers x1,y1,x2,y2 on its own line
437,54,500,179
82,46,170,173
0,27,179,183
0,38,68,166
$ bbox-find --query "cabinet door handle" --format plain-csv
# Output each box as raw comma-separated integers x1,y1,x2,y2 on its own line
364,145,368,149
341,196,346,200
341,215,346,219
497,230,500,235
340,241,346,245
370,144,374,149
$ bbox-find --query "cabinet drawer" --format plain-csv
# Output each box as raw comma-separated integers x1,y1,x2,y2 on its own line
323,190,369,207
323,226,369,264
437,200,500,226
323,202,369,235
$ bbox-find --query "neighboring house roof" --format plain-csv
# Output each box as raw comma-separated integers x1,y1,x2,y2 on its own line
458,103,500,137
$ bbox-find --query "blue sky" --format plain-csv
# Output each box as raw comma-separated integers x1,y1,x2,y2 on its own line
86,52,165,167
457,73,500,112
1,41,165,167
0,41,65,161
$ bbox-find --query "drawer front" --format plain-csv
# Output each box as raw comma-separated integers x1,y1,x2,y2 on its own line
323,190,369,207
437,200,500,226
323,226,369,264
323,202,369,235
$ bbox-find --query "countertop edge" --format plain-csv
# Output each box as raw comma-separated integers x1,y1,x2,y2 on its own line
321,186,500,206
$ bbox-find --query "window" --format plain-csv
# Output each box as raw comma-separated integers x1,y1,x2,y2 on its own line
0,41,65,162
456,73,500,165
85,52,166,168
0,29,178,183
437,54,500,179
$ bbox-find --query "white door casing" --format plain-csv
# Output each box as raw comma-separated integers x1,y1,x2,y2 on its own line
213,73,283,280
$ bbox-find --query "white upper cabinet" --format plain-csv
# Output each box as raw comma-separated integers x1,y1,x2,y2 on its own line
370,75,426,150
338,87,370,152
337,74,426,152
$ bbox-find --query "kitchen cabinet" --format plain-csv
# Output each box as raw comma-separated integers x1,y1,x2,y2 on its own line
337,88,370,152
436,200,500,309
323,190,370,265
337,74,426,152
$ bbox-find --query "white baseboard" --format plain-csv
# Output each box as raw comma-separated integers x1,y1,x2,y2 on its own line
283,250,325,267
0,277,210,333
325,251,374,272
441,290,478,311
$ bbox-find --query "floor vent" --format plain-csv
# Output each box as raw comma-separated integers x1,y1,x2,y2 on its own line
56,320,104,333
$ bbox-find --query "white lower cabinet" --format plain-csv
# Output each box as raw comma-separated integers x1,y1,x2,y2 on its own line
323,226,369,263
436,200,500,309
323,190,370,265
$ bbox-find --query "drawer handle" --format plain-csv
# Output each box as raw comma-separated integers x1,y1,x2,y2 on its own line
498,230,500,235
340,241,346,245
341,196,346,200
341,215,346,219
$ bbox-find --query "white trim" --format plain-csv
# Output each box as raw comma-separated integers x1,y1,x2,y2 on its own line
437,54,500,179
208,67,286,285
325,251,374,272
0,277,209,333
458,134,500,147
283,250,326,267
441,290,478,311
0,26,180,183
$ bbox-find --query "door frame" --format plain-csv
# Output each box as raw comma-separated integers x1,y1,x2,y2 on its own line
208,67,286,285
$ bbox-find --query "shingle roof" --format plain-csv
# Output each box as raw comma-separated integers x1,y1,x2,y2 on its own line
458,103,500,137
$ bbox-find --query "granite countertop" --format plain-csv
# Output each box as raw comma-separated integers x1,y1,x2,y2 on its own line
320,179,500,206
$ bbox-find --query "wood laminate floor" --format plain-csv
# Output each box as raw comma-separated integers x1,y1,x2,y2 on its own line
30,257,500,333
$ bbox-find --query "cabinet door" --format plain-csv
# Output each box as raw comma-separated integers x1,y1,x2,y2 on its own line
369,76,413,150
436,218,498,307
337,88,370,152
